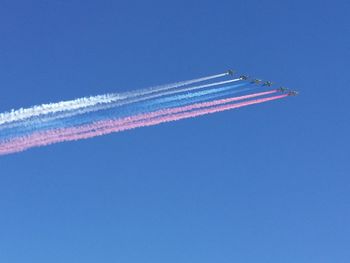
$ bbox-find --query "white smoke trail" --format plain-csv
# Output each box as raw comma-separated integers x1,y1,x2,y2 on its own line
0,93,288,155
0,78,242,131
0,94,122,126
0,72,228,126
122,72,229,96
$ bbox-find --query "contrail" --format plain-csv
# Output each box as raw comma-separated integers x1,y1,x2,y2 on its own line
145,81,246,106
0,83,251,141
38,78,244,125
0,72,228,126
127,72,230,95
0,78,241,133
0,79,246,138
65,90,281,136
0,93,122,126
0,92,285,155
68,90,280,135
0,90,280,146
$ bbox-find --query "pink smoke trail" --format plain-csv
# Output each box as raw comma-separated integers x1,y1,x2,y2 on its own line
0,93,286,155
4,89,279,143
0,90,278,150
0,93,287,155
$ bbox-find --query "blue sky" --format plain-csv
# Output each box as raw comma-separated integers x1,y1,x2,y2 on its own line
0,0,349,262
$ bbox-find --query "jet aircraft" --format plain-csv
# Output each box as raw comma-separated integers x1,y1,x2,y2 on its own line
251,79,262,84
277,87,288,92
227,69,235,75
288,91,298,96
263,81,273,87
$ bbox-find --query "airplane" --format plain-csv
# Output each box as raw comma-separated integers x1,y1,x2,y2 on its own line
263,81,273,87
227,69,235,75
288,91,298,96
240,75,249,80
251,79,262,84
277,87,288,92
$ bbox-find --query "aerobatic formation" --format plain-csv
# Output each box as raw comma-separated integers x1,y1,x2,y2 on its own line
0,70,298,155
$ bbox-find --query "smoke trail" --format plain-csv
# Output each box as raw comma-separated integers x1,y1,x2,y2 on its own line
0,93,286,155
0,90,280,146
66,90,280,137
66,90,280,136
0,78,242,133
0,72,228,126
0,94,121,126
47,78,243,122
0,80,248,139
49,78,244,119
145,82,247,106
125,72,230,95
0,82,251,141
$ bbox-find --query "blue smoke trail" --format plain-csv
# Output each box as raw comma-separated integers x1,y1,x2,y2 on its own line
0,78,240,132
145,83,247,106
0,83,255,140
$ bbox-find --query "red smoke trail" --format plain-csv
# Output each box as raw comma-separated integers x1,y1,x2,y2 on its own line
0,93,286,155
1,90,278,146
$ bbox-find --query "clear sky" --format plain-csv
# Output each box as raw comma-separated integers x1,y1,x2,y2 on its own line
0,0,349,262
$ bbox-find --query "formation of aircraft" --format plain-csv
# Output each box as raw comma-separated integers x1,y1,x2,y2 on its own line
227,70,298,96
